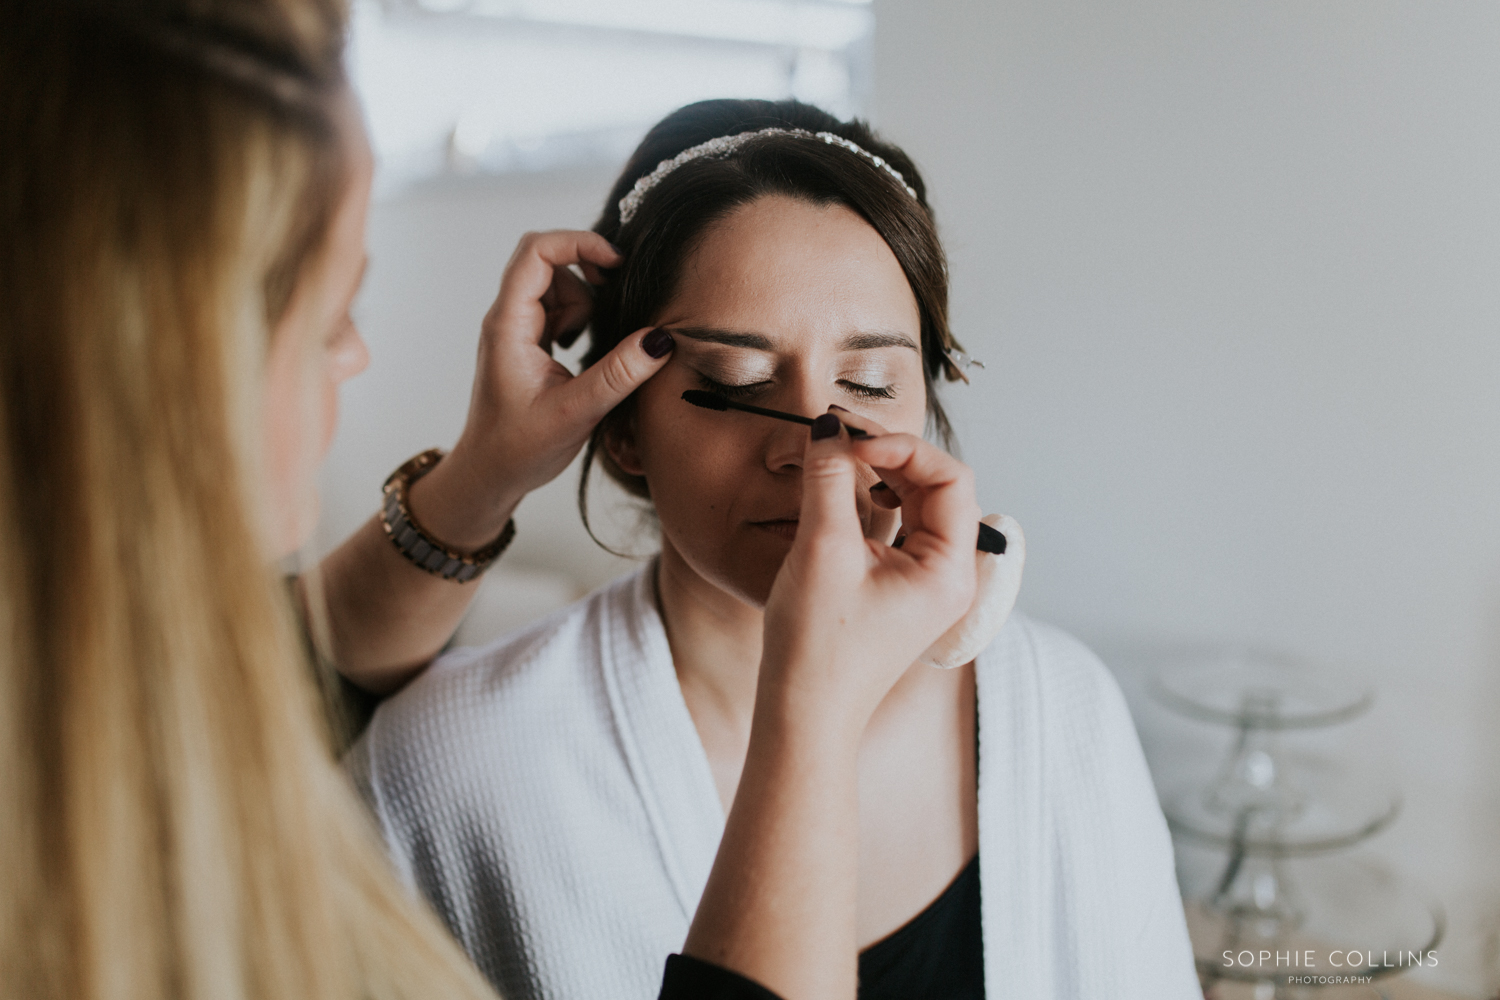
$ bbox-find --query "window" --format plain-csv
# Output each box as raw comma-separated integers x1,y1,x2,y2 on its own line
349,0,874,193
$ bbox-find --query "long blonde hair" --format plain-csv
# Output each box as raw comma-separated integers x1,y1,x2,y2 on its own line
0,3,498,998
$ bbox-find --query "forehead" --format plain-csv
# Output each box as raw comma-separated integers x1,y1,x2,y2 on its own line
662,194,920,347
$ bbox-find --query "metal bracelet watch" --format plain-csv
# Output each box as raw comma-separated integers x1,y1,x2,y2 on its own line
379,448,514,583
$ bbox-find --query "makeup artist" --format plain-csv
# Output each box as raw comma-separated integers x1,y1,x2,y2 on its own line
0,3,981,1000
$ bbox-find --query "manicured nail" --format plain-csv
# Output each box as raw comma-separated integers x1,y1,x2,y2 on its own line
825,405,868,437
810,413,841,440
641,327,674,358
892,534,907,549
977,522,1007,555
870,482,890,493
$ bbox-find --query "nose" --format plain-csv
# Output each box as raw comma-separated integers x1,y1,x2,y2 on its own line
762,384,839,474
333,321,371,384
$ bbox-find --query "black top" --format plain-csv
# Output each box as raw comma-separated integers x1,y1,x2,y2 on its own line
659,854,984,1000
859,853,984,1000
660,954,785,1000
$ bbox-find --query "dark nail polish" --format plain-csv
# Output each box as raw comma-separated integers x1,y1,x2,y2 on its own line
977,522,1007,555
828,404,849,412
892,534,907,549
810,413,841,440
641,327,674,358
870,482,890,493
845,426,870,439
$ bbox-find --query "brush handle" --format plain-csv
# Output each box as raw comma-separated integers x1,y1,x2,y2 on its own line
729,400,816,426
893,522,1006,554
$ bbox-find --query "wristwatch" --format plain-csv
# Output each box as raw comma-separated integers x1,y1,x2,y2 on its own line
380,448,514,583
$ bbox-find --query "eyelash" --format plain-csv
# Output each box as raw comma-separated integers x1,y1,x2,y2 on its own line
694,373,895,400
841,380,896,399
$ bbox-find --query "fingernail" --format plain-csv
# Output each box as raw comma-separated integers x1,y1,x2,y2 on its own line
892,534,907,549
825,405,868,437
870,482,890,493
810,413,841,440
641,327,674,359
977,522,1007,555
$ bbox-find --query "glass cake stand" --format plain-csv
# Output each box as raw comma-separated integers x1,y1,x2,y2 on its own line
1152,652,1442,999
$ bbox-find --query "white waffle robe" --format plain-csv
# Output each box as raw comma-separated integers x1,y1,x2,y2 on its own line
346,567,1200,1000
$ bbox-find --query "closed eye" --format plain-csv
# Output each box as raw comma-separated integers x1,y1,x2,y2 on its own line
696,372,772,398
838,380,896,399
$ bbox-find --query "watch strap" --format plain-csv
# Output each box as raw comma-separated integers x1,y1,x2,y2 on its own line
379,448,514,583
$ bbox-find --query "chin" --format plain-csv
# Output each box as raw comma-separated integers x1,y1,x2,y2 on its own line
272,489,321,561
715,538,790,609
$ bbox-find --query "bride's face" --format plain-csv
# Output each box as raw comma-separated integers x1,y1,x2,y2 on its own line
613,193,929,607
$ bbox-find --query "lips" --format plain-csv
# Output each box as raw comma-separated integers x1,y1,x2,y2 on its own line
749,518,799,540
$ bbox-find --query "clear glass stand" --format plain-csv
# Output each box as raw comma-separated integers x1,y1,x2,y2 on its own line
1152,653,1442,1000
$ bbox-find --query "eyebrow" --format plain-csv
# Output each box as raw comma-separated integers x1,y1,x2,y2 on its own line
672,326,919,353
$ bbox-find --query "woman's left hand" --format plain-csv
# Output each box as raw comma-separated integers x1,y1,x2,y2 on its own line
847,410,1026,669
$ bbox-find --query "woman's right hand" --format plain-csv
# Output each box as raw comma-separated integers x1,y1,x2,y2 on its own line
758,413,981,736
406,230,670,550
316,231,669,692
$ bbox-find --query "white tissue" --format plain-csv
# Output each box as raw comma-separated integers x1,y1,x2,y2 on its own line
918,513,1026,669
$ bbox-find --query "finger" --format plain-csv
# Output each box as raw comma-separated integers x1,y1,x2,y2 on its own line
869,481,903,510
551,325,673,427
985,513,1024,564
824,404,889,441
491,231,621,347
851,434,978,556
542,267,595,343
545,306,593,349
796,414,864,547
918,513,1025,669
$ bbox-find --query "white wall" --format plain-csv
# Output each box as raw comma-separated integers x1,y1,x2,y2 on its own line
872,1,1500,994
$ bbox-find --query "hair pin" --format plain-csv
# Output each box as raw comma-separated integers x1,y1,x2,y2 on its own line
945,346,985,384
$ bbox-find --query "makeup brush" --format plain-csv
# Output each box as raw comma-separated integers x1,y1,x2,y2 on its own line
680,389,1006,555
680,389,868,436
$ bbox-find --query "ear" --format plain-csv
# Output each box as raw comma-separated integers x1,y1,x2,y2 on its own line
604,419,645,477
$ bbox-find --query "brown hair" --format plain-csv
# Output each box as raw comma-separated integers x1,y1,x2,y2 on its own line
578,99,964,538
0,3,497,998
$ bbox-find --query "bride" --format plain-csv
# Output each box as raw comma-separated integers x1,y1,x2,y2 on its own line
348,99,1199,1000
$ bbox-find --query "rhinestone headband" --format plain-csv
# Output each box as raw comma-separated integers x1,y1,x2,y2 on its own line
617,128,919,226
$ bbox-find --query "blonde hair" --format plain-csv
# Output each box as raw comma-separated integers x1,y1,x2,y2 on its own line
0,3,498,998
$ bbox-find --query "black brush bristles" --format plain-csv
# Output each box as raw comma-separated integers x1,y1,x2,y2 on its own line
681,389,732,411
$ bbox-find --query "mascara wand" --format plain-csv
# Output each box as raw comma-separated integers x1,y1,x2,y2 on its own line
680,389,1005,554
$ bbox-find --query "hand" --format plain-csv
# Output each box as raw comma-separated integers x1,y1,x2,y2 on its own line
854,412,1026,669
758,412,981,737
409,230,671,548
918,513,1025,668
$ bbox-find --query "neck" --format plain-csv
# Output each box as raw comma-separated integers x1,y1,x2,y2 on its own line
655,539,765,732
